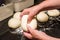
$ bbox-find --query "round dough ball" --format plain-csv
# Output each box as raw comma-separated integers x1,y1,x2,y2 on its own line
47,9,60,16
21,15,37,32
13,12,21,19
37,12,48,22
8,18,21,28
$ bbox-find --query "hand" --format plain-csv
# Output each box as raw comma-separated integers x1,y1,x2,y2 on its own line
20,0,60,23
23,25,60,40
20,6,40,23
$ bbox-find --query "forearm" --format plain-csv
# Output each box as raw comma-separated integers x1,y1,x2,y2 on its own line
34,0,60,12
49,37,60,40
44,35,60,40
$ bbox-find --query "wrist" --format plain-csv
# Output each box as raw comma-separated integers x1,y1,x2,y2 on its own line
34,1,47,12
32,5,43,13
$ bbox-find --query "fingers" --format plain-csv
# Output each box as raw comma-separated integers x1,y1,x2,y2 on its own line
27,24,42,39
27,24,37,35
28,12,34,23
23,32,33,39
28,12,36,23
20,9,29,18
27,24,52,40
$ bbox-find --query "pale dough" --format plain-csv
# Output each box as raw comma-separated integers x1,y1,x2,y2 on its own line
47,9,60,16
37,12,48,22
21,15,37,31
8,18,21,28
13,12,21,19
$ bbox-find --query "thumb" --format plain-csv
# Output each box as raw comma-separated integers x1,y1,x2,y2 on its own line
27,25,57,40
27,25,51,40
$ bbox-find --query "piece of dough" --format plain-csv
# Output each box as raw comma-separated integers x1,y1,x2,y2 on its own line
21,15,37,31
47,9,60,16
37,12,48,22
13,12,21,19
8,18,21,28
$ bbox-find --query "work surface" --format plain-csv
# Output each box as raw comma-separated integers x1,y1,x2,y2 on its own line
0,16,60,40
0,16,19,40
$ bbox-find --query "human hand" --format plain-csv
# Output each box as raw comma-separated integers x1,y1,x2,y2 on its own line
20,6,40,23
23,25,60,40
20,0,60,23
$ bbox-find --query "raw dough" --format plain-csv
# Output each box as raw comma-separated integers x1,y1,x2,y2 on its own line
13,12,21,19
8,18,21,28
21,15,37,31
37,12,48,22
47,9,60,16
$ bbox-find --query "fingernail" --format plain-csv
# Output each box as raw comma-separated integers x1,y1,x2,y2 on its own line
27,24,32,29
27,24,31,29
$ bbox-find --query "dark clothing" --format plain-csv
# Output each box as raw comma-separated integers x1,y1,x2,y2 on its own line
34,0,43,5
0,0,5,6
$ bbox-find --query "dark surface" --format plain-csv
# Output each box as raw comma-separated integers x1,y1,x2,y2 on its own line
0,0,5,6
0,16,23,40
34,0,43,5
0,17,9,36
0,32,19,40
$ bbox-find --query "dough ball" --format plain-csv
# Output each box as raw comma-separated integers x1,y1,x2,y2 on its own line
13,12,21,19
28,19,37,29
8,18,21,29
21,15,37,31
37,12,48,22
47,9,60,16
